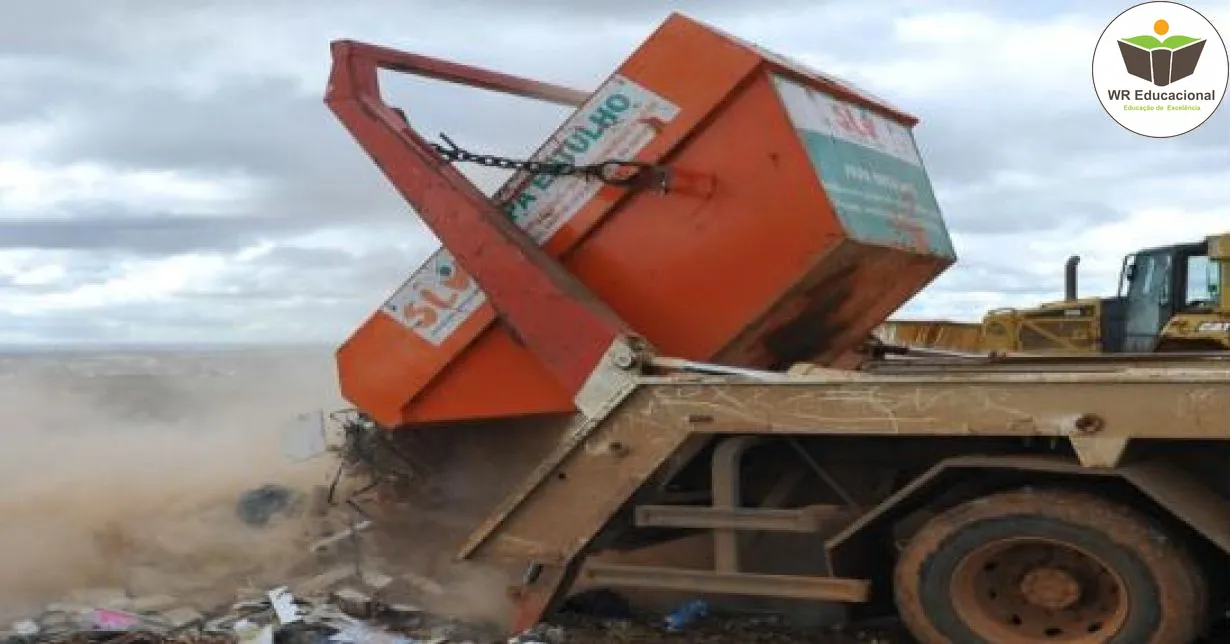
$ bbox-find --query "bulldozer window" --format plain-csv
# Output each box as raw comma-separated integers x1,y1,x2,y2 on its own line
1118,253,1137,296
1128,253,1166,300
1185,255,1217,308
1121,251,1172,351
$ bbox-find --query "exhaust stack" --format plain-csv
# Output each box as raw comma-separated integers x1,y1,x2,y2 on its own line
1065,255,1080,301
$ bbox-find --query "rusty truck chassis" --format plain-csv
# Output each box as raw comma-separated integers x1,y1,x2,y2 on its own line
458,348,1230,615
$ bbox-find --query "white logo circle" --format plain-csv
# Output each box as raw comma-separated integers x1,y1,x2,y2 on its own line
1092,1,1229,138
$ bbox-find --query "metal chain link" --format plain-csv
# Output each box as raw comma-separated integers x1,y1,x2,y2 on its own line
431,133,666,188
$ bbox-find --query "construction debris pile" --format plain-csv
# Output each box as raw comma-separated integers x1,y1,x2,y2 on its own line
0,584,461,644
0,410,492,644
0,487,508,644
0,587,907,644
0,410,915,644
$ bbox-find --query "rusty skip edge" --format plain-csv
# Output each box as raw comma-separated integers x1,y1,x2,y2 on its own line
455,354,1230,567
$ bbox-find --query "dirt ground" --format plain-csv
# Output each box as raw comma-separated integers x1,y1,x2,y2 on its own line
537,613,913,643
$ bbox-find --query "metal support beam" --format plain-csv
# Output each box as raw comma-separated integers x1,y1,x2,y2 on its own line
635,504,849,532
711,436,761,572
582,563,870,603
325,39,649,400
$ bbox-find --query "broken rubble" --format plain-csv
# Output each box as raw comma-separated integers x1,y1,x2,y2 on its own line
237,484,302,527
332,588,374,619
235,621,275,644
506,624,566,644
10,620,39,637
268,586,305,624
3,585,472,644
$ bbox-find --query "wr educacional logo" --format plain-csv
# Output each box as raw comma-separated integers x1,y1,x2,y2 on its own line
1116,18,1206,86
1092,1,1228,138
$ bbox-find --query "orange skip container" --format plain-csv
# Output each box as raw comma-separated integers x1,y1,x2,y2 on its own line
336,14,956,428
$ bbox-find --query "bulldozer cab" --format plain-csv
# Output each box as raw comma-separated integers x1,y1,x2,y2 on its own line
1117,238,1218,351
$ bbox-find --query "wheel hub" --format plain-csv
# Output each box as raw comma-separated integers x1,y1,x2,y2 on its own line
1019,567,1082,610
951,538,1128,642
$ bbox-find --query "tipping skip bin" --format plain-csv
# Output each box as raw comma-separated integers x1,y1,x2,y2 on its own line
336,14,956,428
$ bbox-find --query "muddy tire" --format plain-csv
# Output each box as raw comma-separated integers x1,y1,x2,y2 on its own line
894,488,1207,643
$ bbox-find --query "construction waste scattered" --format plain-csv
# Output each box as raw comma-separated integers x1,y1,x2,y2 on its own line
0,589,904,644
0,414,904,644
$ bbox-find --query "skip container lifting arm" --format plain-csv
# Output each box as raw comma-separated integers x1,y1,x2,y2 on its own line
324,40,649,403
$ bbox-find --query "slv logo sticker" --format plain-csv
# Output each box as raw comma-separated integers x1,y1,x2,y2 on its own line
1092,1,1228,137
382,250,485,346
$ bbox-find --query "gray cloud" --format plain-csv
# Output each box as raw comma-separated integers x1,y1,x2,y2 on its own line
0,213,299,254
0,232,431,344
916,99,1229,188
180,243,421,302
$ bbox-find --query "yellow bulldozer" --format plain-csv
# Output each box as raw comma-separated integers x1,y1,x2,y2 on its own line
879,232,1230,354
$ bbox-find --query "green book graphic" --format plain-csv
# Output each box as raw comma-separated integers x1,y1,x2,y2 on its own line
1117,34,1207,86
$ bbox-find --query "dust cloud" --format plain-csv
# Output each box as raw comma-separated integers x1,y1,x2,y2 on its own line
335,419,572,628
0,347,342,620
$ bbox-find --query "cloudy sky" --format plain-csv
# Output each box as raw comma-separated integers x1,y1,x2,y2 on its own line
1,0,1227,346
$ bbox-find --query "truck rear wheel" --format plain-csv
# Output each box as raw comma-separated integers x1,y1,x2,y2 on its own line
893,488,1207,643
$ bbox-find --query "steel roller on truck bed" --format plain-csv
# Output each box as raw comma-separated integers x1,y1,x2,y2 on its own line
324,13,1230,643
